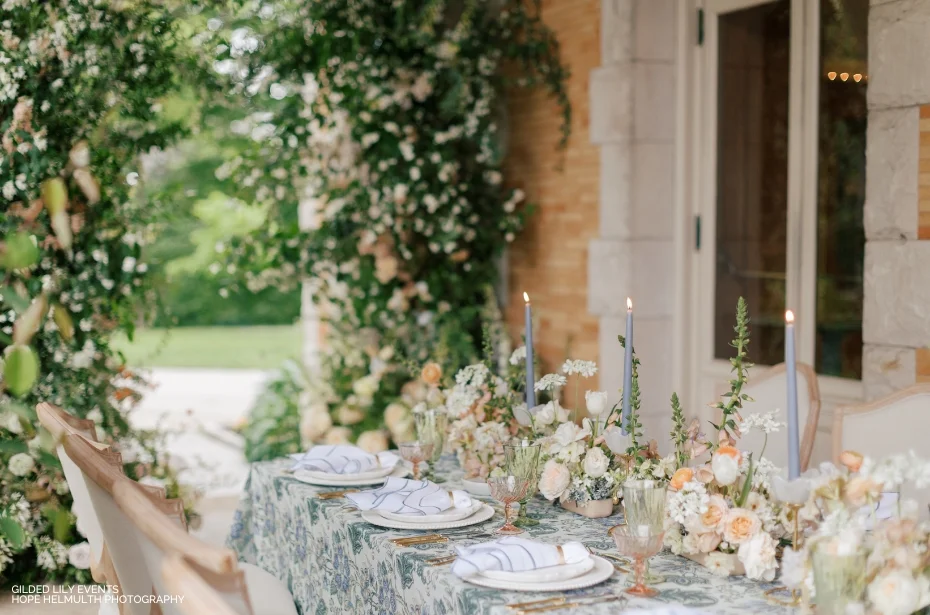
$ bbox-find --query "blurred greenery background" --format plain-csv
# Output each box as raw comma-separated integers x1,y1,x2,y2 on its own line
119,89,302,369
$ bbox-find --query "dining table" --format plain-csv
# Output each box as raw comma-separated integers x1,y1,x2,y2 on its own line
228,456,796,615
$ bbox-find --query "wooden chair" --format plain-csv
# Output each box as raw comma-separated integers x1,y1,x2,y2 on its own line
64,434,297,615
63,433,191,615
723,362,821,472
834,384,930,518
161,554,240,615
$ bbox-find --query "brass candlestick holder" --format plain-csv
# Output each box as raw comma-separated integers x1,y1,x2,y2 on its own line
765,502,802,607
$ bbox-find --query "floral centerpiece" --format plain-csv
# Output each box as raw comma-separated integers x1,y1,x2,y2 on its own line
664,299,789,580
780,451,930,615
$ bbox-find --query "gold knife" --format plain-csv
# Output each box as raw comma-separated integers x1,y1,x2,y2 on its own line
516,594,624,614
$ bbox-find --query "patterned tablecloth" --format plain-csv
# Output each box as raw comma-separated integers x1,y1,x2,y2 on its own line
228,457,795,615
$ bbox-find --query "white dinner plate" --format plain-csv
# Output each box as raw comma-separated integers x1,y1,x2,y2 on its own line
297,462,397,482
479,557,596,583
292,464,410,487
362,503,495,530
379,501,482,523
461,556,614,592
461,478,491,497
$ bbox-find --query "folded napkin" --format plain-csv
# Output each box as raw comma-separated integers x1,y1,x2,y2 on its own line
289,444,399,475
345,477,472,515
451,537,589,578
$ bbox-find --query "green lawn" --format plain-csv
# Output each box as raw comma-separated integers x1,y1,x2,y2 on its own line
112,325,302,369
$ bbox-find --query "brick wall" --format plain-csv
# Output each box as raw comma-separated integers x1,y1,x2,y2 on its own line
503,0,601,385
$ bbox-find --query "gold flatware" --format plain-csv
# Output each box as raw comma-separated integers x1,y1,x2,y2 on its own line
516,594,625,614
316,490,358,500
506,592,614,610
391,534,450,546
425,555,456,566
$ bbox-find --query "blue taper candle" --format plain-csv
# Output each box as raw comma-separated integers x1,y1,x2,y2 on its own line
524,292,536,409
785,309,801,479
621,298,633,435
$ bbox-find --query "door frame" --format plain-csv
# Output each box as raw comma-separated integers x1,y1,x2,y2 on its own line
679,0,864,429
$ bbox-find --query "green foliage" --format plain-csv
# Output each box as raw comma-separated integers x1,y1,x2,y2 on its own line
618,335,645,461
242,361,306,462
708,297,754,450
670,392,688,470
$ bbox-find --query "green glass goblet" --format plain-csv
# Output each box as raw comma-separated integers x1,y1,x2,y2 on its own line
414,408,449,483
504,440,541,527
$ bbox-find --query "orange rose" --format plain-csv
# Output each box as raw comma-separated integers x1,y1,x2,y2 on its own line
723,508,761,545
687,494,729,534
420,363,442,385
670,467,694,491
839,450,864,473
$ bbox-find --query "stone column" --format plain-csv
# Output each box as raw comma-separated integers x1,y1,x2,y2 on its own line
589,0,679,440
862,0,930,399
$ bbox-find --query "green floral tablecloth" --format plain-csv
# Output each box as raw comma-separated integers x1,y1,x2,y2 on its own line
228,457,794,615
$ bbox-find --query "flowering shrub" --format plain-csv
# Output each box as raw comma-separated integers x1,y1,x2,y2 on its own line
0,0,198,583
212,0,570,444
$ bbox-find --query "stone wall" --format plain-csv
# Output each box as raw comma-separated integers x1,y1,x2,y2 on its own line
862,0,930,399
503,0,602,383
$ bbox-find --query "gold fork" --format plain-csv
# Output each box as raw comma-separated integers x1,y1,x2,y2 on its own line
391,534,450,546
515,594,624,613
425,554,456,566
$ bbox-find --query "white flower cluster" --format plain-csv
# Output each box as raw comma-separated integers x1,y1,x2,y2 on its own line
561,359,597,378
534,373,566,392
666,480,710,525
739,409,783,435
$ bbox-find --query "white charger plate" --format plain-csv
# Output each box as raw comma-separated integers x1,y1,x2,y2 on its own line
461,556,614,592
480,557,595,583
297,462,397,482
362,503,495,530
380,501,482,523
293,464,409,487
461,478,491,497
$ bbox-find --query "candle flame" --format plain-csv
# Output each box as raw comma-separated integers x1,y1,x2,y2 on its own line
523,292,530,304
785,309,795,324
626,297,632,310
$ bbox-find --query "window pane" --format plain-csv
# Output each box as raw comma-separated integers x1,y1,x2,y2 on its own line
815,0,867,379
714,2,791,365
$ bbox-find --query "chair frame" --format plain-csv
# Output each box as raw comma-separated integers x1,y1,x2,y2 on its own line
832,383,930,463
717,361,822,471
161,554,240,615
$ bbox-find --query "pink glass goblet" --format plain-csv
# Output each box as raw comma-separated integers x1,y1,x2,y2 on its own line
397,441,434,481
609,525,665,597
487,475,533,535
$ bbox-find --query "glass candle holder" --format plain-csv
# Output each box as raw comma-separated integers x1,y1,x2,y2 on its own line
504,440,540,527
811,548,866,615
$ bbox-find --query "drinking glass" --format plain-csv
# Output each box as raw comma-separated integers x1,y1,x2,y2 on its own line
609,525,665,597
487,475,533,535
504,440,541,527
414,409,448,481
811,548,866,615
397,441,434,481
622,479,667,583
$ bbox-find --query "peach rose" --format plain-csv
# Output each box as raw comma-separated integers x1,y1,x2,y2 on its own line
839,450,864,473
844,476,882,508
670,468,694,491
694,465,715,484
695,532,722,554
688,494,729,534
723,508,761,545
421,363,442,385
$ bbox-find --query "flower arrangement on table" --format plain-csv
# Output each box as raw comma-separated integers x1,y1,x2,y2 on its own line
779,451,930,615
663,298,789,581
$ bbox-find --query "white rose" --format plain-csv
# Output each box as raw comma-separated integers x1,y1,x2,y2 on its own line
868,571,930,615
534,402,556,426
9,452,35,476
352,375,379,400
582,447,610,478
552,422,588,448
538,460,571,501
336,406,365,426
584,391,609,416
68,542,92,570
300,408,332,443
737,532,778,582
555,401,571,423
323,426,353,445
356,430,389,453
711,450,741,486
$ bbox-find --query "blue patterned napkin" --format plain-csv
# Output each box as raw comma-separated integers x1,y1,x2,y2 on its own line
345,477,472,515
289,444,399,475
451,537,588,578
